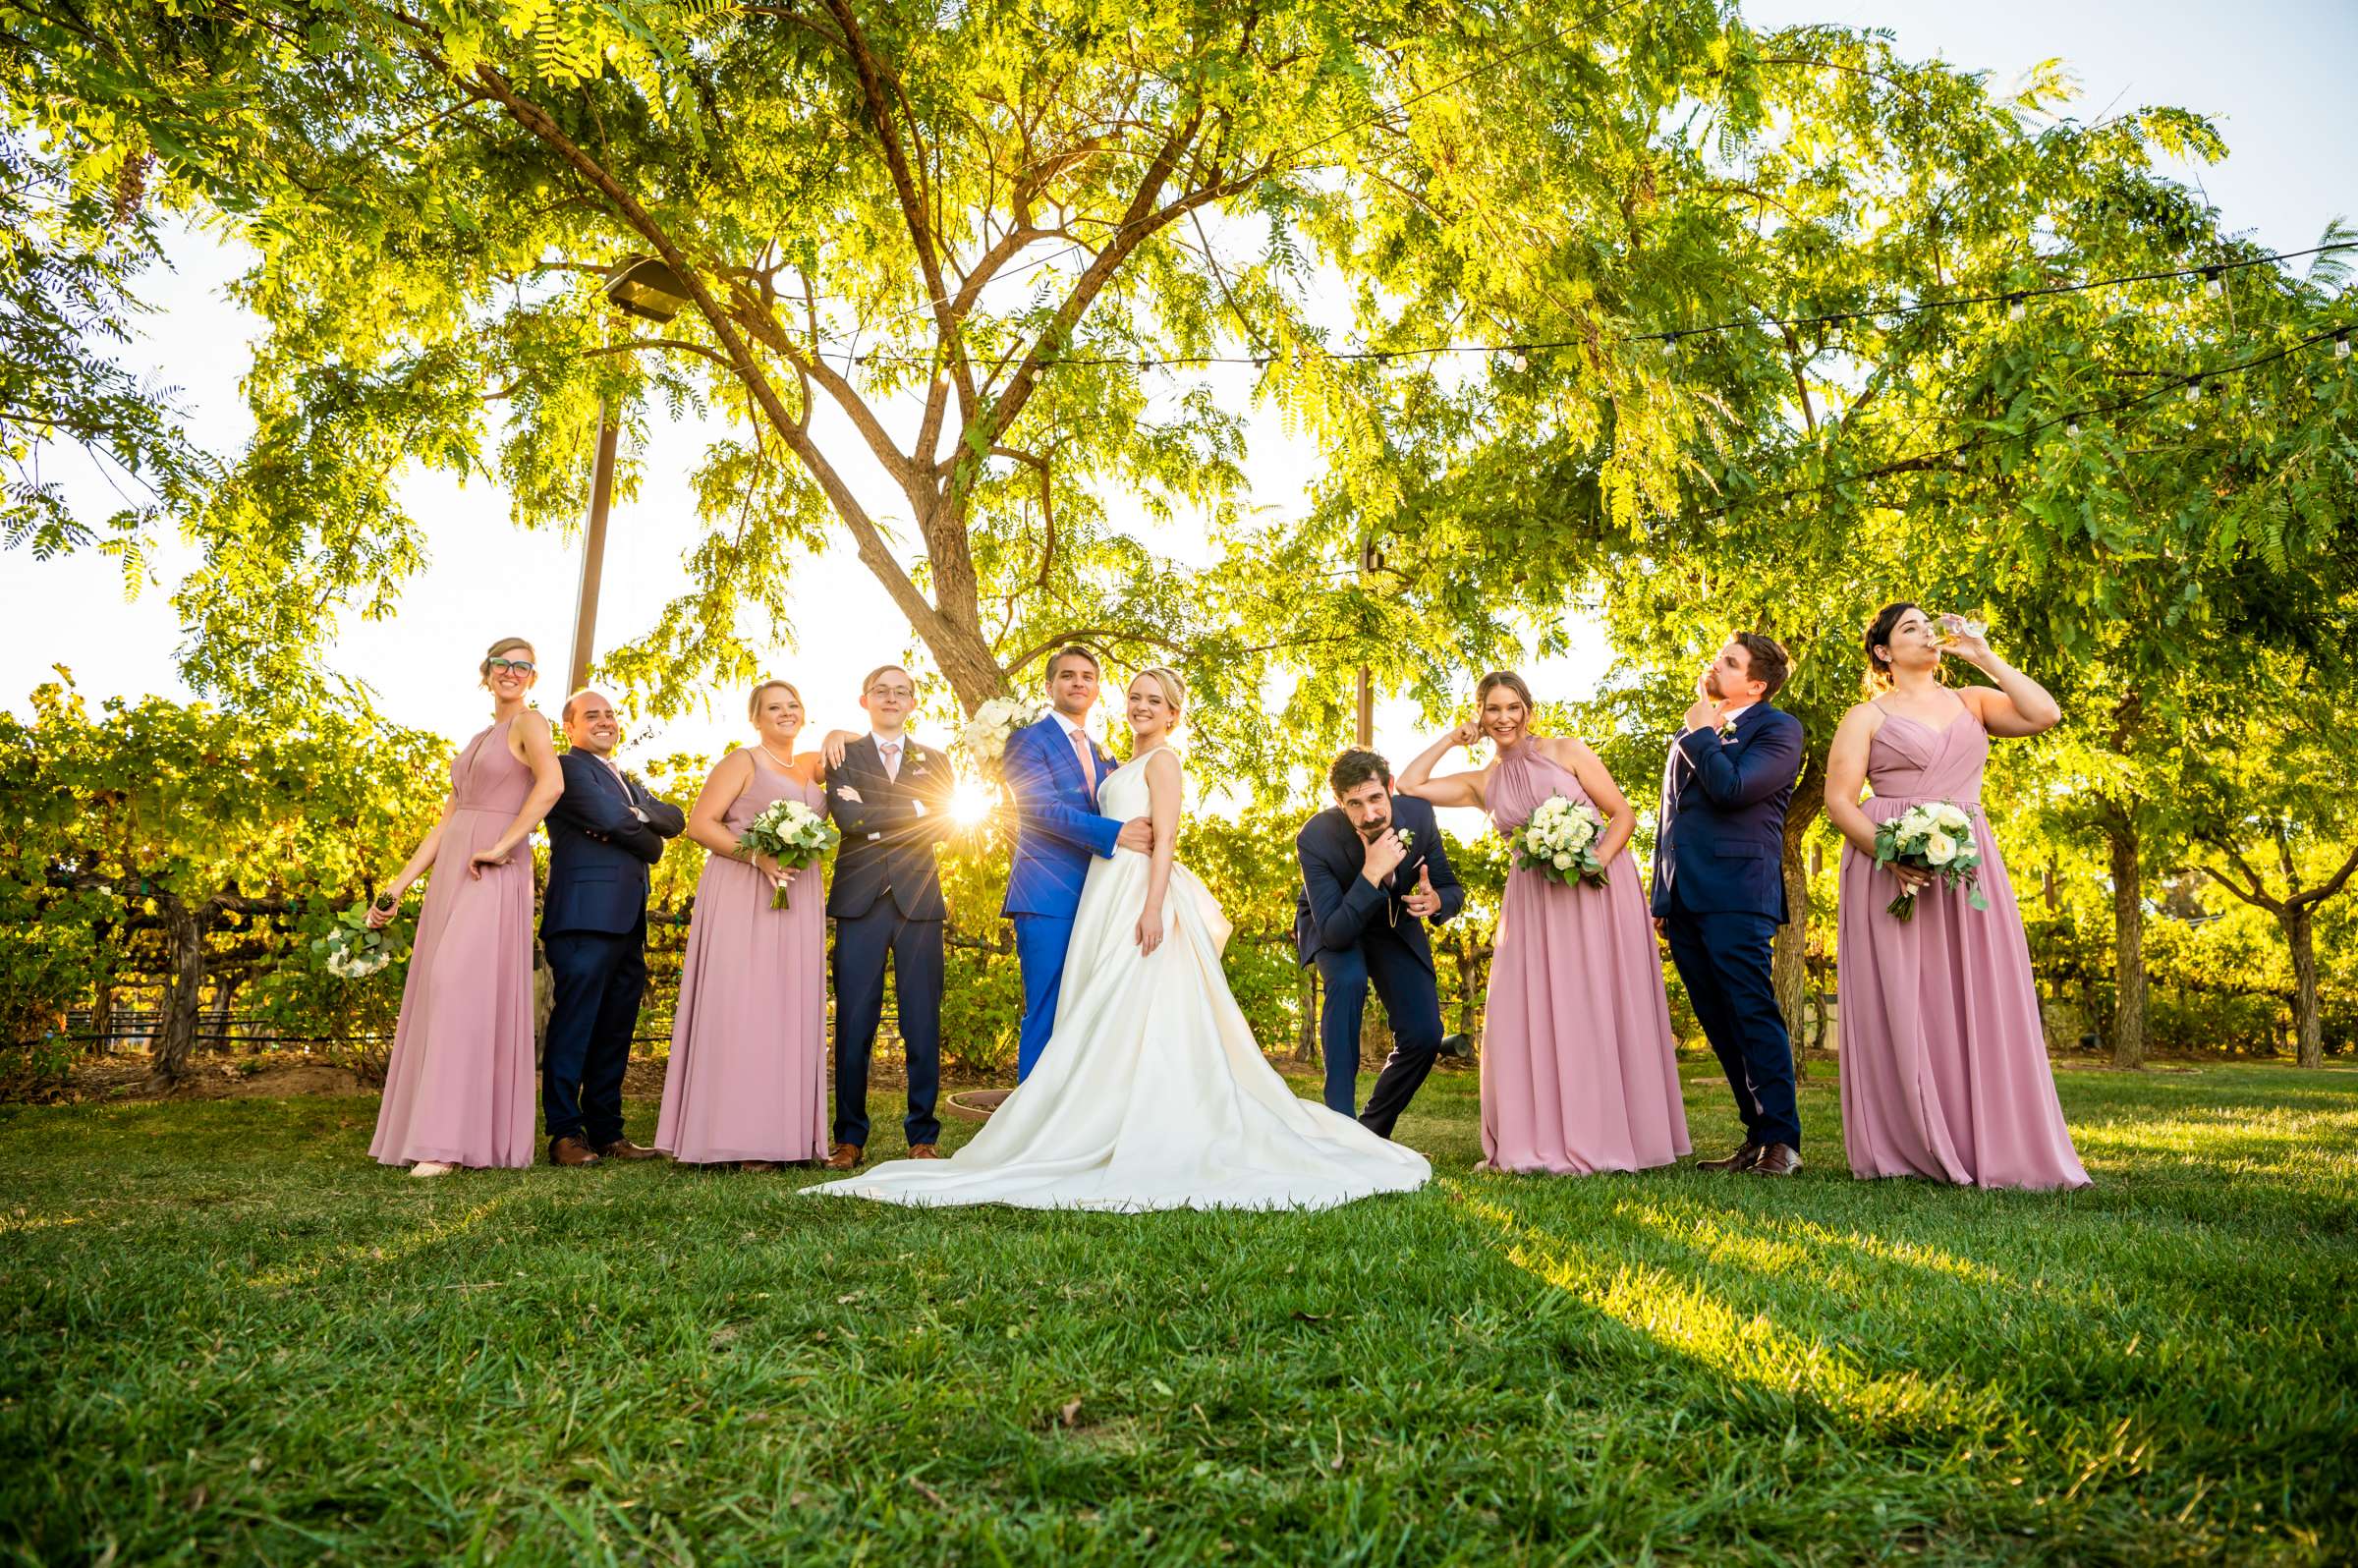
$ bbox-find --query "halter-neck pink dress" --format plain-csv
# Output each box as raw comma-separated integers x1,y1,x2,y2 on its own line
1836,703,2090,1190
369,716,543,1169
1479,737,1690,1174
656,754,829,1163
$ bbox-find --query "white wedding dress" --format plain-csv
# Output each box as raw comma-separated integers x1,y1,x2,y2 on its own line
810,750,1431,1212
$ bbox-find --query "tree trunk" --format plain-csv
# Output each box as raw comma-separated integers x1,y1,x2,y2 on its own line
1773,756,1825,1073
1455,942,1489,1040
207,971,239,1052
2282,907,2323,1070
1295,968,1320,1065
2107,822,2147,1069
148,892,206,1086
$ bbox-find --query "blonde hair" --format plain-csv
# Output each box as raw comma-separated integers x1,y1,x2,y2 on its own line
749,679,805,721
479,637,535,689
1475,670,1535,712
1133,665,1187,731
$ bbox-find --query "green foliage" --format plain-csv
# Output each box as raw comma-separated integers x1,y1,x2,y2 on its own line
0,674,449,1071
0,111,205,571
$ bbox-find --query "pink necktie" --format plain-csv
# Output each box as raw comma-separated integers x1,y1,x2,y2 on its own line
879,741,901,781
1069,728,1095,805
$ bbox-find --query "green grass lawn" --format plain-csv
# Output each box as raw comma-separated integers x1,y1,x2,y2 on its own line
3,1059,2353,1564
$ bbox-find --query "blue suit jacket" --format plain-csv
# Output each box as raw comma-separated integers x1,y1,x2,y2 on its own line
1000,716,1121,918
1292,794,1465,972
543,752,686,935
1649,703,1806,924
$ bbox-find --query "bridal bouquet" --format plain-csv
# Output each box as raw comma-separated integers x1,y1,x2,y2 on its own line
953,696,1050,780
1873,801,1990,922
738,799,840,910
316,900,399,980
1513,796,1610,889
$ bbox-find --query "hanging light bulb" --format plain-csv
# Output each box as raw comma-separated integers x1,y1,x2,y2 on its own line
2006,294,2027,322
1659,332,1680,357
2184,377,2204,402
2065,420,2081,439
2335,329,2352,361
1510,351,1530,372
2202,266,2223,300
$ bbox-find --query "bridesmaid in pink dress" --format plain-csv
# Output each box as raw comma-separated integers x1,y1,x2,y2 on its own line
1826,604,2090,1190
656,679,830,1170
366,638,565,1176
1400,672,1690,1174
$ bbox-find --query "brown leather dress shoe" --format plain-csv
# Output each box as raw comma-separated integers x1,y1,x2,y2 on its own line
549,1136,602,1168
1696,1142,1761,1173
596,1138,662,1161
822,1143,864,1171
1749,1143,1802,1177
908,1143,943,1159
739,1160,782,1174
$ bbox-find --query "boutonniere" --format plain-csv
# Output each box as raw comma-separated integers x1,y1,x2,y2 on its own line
1717,718,1740,743
1396,828,1417,852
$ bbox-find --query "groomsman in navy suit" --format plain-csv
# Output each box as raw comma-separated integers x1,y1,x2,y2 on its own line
1652,632,1808,1177
822,664,959,1169
1295,748,1465,1138
542,690,685,1167
1000,647,1156,1081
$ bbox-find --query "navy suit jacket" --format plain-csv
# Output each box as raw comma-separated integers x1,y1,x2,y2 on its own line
1650,703,1806,924
1293,794,1465,972
1000,715,1121,918
543,752,686,935
824,734,958,921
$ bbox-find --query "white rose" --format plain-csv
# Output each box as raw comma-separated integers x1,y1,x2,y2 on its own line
1553,853,1573,869
1922,832,1957,866
1934,804,1971,832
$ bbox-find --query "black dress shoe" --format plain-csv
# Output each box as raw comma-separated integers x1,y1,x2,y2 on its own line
1696,1142,1761,1173
1436,1033,1474,1061
1748,1144,1802,1177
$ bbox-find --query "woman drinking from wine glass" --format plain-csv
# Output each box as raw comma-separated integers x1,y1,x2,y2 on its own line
366,637,565,1176
1399,672,1688,1175
1825,603,2089,1190
655,680,830,1170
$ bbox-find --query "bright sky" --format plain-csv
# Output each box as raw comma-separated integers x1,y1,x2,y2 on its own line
5,0,2351,824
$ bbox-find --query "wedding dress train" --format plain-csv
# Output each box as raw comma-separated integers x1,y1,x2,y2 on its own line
811,753,1431,1211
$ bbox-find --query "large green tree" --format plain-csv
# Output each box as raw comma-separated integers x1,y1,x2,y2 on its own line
0,0,1698,732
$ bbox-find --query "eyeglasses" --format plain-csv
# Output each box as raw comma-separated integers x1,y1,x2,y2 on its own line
487,658,537,675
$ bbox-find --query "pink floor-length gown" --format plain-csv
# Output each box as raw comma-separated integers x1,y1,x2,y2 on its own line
369,717,542,1169
1836,708,2091,1190
1479,738,1691,1174
655,756,829,1163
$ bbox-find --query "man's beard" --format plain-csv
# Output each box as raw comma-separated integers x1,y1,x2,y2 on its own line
1356,816,1390,842
1702,669,1725,700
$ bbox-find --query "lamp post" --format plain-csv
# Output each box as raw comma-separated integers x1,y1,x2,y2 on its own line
1354,535,1382,748
567,256,694,696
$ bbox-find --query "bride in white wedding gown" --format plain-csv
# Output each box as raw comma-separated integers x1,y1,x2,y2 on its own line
810,668,1430,1213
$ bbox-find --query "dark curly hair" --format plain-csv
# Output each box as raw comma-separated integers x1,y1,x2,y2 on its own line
1861,602,1942,698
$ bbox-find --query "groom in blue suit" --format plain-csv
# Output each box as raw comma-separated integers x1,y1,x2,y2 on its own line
1652,632,1807,1177
1001,646,1154,1080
